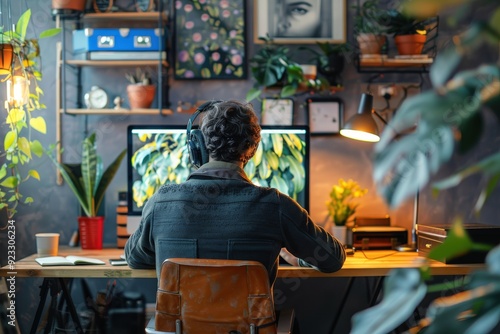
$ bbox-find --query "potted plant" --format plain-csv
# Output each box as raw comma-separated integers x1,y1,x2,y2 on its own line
353,0,387,55
301,42,352,87
325,179,368,244
49,133,126,249
379,8,437,55
350,0,500,332
125,67,156,109
51,0,87,16
0,9,60,219
246,35,307,102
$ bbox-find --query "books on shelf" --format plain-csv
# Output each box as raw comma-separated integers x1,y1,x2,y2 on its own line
35,255,105,266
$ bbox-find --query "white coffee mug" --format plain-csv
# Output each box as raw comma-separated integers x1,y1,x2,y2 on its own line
36,233,60,257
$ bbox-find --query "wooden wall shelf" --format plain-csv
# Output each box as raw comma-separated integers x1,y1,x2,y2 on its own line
60,108,173,115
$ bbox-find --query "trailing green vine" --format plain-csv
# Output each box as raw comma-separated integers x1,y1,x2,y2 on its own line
0,9,60,220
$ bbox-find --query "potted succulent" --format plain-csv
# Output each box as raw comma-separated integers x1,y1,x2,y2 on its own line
378,8,437,55
125,67,156,109
49,133,126,249
353,0,387,55
246,35,306,102
0,9,60,219
325,179,368,244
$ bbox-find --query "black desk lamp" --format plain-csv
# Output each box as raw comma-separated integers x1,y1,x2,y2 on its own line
340,92,418,252
340,93,387,142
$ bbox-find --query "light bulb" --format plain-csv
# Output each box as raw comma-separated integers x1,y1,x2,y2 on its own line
7,75,30,107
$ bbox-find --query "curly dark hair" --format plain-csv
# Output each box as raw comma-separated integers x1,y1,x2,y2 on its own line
200,100,261,164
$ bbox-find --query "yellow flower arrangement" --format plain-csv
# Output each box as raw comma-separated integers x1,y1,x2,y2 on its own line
326,178,368,226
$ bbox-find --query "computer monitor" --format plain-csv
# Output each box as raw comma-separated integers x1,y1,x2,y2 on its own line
126,124,310,232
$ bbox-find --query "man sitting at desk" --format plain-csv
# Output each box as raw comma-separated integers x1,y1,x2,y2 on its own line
124,100,345,285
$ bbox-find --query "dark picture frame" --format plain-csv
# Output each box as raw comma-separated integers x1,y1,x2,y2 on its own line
307,97,343,135
261,98,294,125
174,0,247,80
253,0,346,44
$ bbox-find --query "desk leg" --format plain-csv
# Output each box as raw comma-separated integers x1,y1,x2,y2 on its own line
59,278,84,333
31,279,49,334
369,277,384,306
328,277,355,333
30,278,84,334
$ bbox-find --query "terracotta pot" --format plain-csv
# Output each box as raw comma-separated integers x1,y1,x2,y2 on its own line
395,34,427,55
52,0,87,14
78,216,104,250
127,84,156,109
0,44,13,71
357,33,387,55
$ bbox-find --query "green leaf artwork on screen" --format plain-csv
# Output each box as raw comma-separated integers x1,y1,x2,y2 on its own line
244,132,306,202
131,131,306,208
131,132,191,208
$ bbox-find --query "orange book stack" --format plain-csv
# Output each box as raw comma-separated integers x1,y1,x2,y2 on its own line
116,205,130,248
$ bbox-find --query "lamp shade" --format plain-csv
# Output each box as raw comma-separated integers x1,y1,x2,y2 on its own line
340,93,380,142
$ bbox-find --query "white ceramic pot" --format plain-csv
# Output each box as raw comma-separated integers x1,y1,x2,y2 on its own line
331,225,347,245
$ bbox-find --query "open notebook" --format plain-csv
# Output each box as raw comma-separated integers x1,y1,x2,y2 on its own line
35,255,105,266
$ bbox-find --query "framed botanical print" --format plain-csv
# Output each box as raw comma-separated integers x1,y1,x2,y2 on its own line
174,0,247,80
253,0,346,44
307,97,343,134
261,98,294,125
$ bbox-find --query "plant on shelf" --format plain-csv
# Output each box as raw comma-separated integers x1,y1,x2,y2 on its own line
125,67,156,109
352,0,387,55
247,35,317,102
351,0,500,332
326,178,368,227
378,8,437,55
48,133,126,249
300,42,352,87
0,9,60,219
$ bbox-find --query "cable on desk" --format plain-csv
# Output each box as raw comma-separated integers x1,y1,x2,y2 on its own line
359,249,399,260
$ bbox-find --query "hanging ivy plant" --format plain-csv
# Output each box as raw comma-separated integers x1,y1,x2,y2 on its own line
0,9,60,219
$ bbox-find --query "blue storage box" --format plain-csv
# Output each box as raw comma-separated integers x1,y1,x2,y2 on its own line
73,28,166,53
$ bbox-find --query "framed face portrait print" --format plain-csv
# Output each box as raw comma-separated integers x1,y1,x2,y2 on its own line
307,97,343,135
253,0,346,44
261,98,294,125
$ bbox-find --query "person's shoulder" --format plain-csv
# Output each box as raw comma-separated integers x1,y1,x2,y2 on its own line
156,183,185,194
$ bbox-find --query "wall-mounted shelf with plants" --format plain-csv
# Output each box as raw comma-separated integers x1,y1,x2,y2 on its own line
53,7,172,182
353,0,439,74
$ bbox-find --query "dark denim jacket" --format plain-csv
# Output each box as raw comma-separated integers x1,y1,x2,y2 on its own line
125,161,345,284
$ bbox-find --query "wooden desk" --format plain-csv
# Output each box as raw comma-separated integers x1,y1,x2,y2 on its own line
0,248,484,278
1,248,485,334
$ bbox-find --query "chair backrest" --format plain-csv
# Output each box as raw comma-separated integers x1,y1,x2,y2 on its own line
155,258,277,334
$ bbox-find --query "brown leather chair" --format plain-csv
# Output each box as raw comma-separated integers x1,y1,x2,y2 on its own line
146,258,280,334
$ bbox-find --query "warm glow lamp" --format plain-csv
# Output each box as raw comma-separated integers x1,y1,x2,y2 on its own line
340,93,387,142
341,92,418,252
7,75,30,107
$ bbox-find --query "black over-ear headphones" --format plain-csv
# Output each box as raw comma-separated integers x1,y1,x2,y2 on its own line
186,100,223,168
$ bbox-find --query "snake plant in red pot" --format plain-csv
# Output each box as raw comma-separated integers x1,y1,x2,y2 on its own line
50,133,126,249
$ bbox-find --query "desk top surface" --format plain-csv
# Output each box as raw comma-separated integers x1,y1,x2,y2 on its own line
1,248,484,279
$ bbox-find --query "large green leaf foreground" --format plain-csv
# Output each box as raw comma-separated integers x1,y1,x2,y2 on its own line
351,220,500,334
372,4,500,209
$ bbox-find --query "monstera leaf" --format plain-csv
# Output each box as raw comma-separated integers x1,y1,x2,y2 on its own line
373,62,500,208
